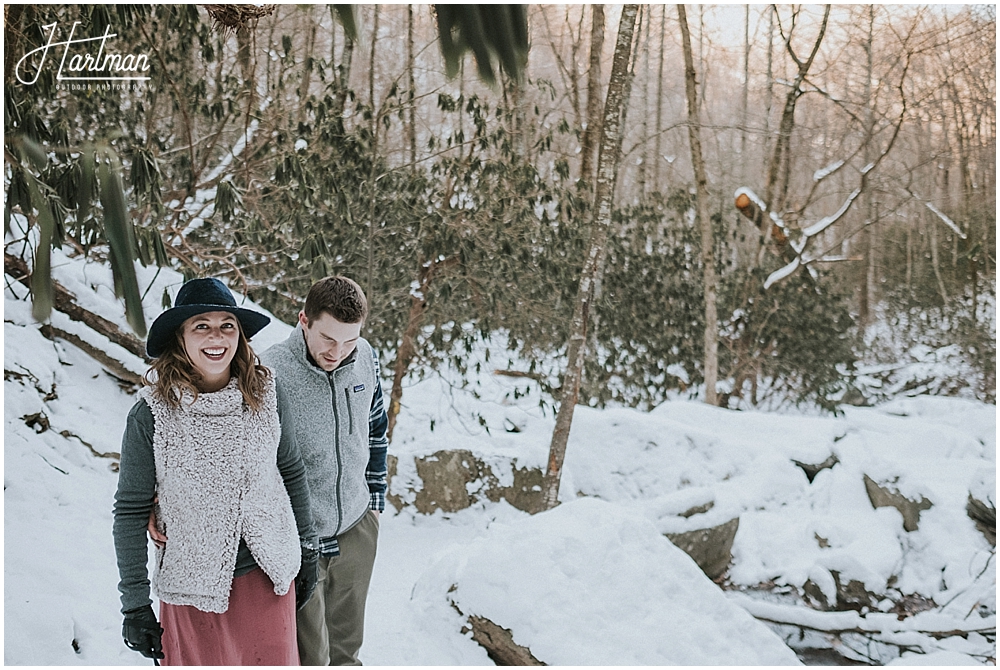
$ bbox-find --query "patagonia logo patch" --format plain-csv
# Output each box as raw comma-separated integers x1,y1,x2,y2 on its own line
353,384,366,392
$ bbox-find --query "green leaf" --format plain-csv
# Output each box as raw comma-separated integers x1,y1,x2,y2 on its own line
98,148,147,338
20,135,49,172
333,5,358,41
433,5,528,85
78,146,96,227
24,172,55,323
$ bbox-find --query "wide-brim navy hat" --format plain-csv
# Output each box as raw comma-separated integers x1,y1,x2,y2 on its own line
146,278,271,358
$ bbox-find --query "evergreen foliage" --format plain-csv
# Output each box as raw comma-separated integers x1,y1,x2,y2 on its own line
4,5,993,416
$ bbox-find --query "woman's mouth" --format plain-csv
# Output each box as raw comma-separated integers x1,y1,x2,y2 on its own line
202,347,227,361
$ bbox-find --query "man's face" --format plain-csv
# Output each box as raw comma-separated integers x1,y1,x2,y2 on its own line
299,311,362,372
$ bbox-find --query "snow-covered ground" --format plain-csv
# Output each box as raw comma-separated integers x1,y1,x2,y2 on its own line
4,246,996,665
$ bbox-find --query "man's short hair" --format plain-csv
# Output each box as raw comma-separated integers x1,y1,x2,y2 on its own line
303,276,369,325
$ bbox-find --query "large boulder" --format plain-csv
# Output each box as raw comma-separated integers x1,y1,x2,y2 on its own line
666,518,740,581
388,450,545,515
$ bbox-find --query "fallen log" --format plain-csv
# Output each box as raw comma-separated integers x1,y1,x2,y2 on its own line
39,324,142,388
5,252,149,362
465,615,545,666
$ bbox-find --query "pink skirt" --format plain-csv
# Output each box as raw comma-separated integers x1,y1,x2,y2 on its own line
160,568,298,666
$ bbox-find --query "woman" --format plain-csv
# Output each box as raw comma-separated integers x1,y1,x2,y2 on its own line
113,278,318,665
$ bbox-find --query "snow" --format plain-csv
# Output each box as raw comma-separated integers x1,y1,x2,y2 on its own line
414,498,801,665
801,187,862,238
764,255,800,289
814,159,845,181
925,202,967,239
4,248,996,666
734,185,767,212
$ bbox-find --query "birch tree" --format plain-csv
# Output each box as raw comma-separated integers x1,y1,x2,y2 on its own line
542,5,640,510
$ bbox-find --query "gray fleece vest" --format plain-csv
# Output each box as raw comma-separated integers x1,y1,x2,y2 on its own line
261,326,376,539
141,376,300,614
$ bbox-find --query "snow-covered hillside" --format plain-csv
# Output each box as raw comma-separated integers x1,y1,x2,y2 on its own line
4,246,996,665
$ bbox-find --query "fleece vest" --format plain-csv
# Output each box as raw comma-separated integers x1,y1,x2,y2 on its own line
140,376,300,614
261,326,376,539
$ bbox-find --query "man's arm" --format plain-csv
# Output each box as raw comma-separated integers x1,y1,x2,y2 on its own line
366,348,389,513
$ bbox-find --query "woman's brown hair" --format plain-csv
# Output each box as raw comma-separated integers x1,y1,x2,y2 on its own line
143,318,271,411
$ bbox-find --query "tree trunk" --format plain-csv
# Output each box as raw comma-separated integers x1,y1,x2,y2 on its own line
653,4,666,192
580,5,605,186
858,7,875,328
638,8,650,197
542,4,639,511
367,5,380,299
407,4,417,169
299,24,317,126
763,6,775,181
386,255,460,442
331,6,355,119
740,5,750,179
757,5,830,260
678,5,718,407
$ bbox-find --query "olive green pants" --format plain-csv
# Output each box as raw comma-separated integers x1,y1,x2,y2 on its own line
297,511,379,666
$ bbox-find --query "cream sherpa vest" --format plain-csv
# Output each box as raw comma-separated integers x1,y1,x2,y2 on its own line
141,376,300,614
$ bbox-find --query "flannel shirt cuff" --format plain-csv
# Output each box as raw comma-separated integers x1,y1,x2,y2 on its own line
370,490,385,513
318,535,340,557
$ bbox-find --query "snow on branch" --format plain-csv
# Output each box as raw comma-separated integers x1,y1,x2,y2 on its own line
802,187,861,238
813,160,844,181
925,203,967,239
763,187,862,290
734,187,767,213
763,255,800,290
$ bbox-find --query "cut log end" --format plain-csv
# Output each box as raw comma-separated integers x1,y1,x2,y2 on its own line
467,614,546,666
735,192,760,223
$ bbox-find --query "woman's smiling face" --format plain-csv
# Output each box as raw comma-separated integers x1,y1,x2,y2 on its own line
181,311,240,391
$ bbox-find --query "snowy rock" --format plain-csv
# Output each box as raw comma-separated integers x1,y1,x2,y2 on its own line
965,495,996,546
863,474,933,532
388,449,545,514
791,453,839,483
415,498,801,665
665,517,740,580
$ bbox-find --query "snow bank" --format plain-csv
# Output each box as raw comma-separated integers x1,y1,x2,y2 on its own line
414,497,802,665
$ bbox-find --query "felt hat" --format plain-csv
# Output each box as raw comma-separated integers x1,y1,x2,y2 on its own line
146,278,270,358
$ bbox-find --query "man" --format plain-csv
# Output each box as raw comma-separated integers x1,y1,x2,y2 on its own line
261,276,388,666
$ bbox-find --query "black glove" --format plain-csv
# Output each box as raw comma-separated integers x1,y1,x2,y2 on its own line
122,605,164,660
296,542,320,610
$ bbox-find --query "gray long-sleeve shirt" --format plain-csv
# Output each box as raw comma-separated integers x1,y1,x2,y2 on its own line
112,397,315,613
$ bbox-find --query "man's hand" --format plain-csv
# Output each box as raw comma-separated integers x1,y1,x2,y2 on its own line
147,499,167,548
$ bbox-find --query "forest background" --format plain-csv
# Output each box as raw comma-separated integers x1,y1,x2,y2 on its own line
5,4,995,439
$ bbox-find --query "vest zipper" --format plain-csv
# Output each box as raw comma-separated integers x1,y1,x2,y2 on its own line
329,373,344,536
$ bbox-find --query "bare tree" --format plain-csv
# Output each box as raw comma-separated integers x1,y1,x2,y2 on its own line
677,5,719,406
542,5,640,511
580,5,606,186
653,4,667,192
